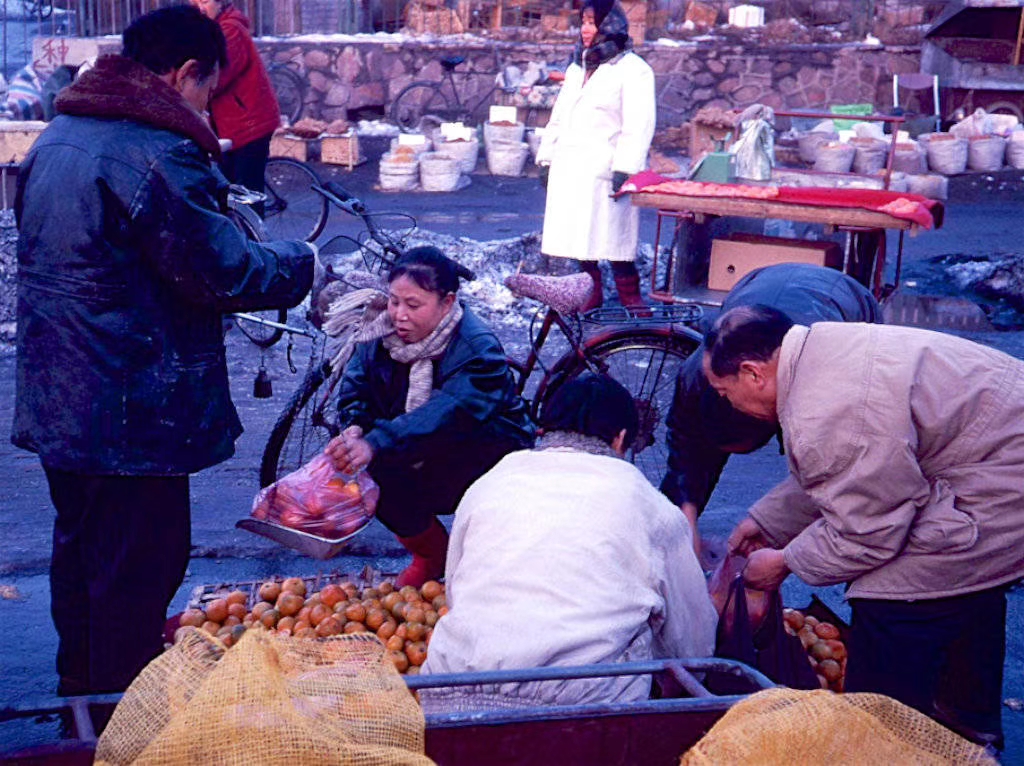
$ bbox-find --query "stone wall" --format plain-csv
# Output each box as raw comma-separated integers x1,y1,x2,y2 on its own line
259,36,922,126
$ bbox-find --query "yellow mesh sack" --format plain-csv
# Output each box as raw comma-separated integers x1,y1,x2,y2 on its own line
681,688,997,766
95,628,434,766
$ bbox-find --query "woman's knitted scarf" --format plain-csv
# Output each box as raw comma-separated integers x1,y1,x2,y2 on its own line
322,284,463,412
383,301,463,412
573,1,632,72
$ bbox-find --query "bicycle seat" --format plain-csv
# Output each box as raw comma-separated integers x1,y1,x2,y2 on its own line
505,272,594,315
440,56,465,71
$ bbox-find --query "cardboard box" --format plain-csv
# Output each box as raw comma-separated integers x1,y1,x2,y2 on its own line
0,121,47,164
708,235,843,291
320,132,363,169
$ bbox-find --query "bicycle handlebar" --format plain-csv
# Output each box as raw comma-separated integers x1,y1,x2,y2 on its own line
312,181,405,265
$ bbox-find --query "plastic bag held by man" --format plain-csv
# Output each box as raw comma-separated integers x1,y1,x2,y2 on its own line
251,454,379,538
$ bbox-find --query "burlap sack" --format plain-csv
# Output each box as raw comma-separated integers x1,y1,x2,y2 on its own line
680,688,996,766
95,629,433,766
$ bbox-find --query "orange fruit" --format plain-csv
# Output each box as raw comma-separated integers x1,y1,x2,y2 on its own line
251,602,271,620
201,621,220,635
378,581,395,596
226,590,248,607
365,608,387,631
319,584,346,609
405,641,427,667
343,621,366,634
277,616,296,633
276,592,304,618
819,659,843,683
814,622,841,640
309,603,332,627
399,585,420,602
227,602,247,620
224,615,242,627
825,639,848,662
405,621,426,642
281,577,307,597
387,650,409,673
180,609,206,628
362,587,380,600
205,599,229,624
424,610,439,628
377,621,397,641
432,595,447,611
420,581,443,601
295,627,317,639
381,592,402,612
261,608,280,629
345,603,367,623
293,620,311,634
395,623,408,640
258,581,282,603
386,635,405,652
437,605,449,617
317,617,343,637
405,606,426,624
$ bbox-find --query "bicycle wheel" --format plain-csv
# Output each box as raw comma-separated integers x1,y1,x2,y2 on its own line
537,328,700,487
226,203,287,348
262,158,329,243
390,82,451,132
269,64,305,125
260,360,339,487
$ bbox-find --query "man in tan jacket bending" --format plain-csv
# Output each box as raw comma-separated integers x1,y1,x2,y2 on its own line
708,304,1024,752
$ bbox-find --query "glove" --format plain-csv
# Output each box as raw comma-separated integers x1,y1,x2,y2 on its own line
538,164,550,189
611,171,630,194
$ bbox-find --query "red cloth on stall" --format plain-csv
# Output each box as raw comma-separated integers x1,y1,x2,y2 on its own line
621,170,942,230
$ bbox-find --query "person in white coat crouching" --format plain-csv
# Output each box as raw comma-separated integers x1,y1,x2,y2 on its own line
420,374,717,710
535,0,655,312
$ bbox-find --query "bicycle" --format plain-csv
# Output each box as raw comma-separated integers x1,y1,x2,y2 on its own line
257,184,704,490
262,157,329,244
268,62,307,126
390,51,520,133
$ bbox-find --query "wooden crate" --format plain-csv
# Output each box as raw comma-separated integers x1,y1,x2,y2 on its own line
321,132,364,170
0,121,47,163
270,133,313,162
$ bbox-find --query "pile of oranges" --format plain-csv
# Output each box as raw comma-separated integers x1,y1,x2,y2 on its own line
782,608,847,692
176,577,447,675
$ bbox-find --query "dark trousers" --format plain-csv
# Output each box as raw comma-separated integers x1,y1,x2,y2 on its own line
44,467,191,696
370,432,523,537
219,132,273,194
846,586,1010,749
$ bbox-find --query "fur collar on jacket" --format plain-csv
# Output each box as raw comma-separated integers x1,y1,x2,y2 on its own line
54,55,222,158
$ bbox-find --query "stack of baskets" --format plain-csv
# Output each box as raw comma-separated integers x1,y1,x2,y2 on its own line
483,120,530,177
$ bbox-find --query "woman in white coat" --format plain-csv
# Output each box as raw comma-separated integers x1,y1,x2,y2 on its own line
535,0,655,311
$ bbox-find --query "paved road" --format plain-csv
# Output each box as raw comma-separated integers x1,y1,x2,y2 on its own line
1,149,1022,757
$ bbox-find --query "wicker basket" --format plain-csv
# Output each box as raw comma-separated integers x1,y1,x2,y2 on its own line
379,152,419,191
483,120,525,148
486,141,530,176
433,138,480,173
892,141,927,175
419,152,462,192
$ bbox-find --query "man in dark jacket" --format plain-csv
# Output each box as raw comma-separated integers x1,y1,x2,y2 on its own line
13,6,314,695
661,263,882,550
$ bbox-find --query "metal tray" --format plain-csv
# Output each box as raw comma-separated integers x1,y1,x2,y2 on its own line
235,517,369,560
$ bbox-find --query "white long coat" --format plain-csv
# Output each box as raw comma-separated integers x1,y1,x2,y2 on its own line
420,448,717,708
536,51,656,262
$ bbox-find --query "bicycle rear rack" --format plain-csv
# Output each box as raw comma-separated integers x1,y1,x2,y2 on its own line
583,304,703,326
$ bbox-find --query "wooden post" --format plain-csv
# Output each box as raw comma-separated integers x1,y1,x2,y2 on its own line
1014,8,1024,66
491,0,503,30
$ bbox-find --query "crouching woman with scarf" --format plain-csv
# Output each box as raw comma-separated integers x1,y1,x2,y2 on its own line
325,247,534,587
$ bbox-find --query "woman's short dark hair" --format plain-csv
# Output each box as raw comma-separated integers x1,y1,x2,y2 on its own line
705,304,794,377
541,373,639,446
389,246,475,297
122,6,228,80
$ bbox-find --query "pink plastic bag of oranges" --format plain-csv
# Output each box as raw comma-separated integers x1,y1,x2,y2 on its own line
251,454,379,539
